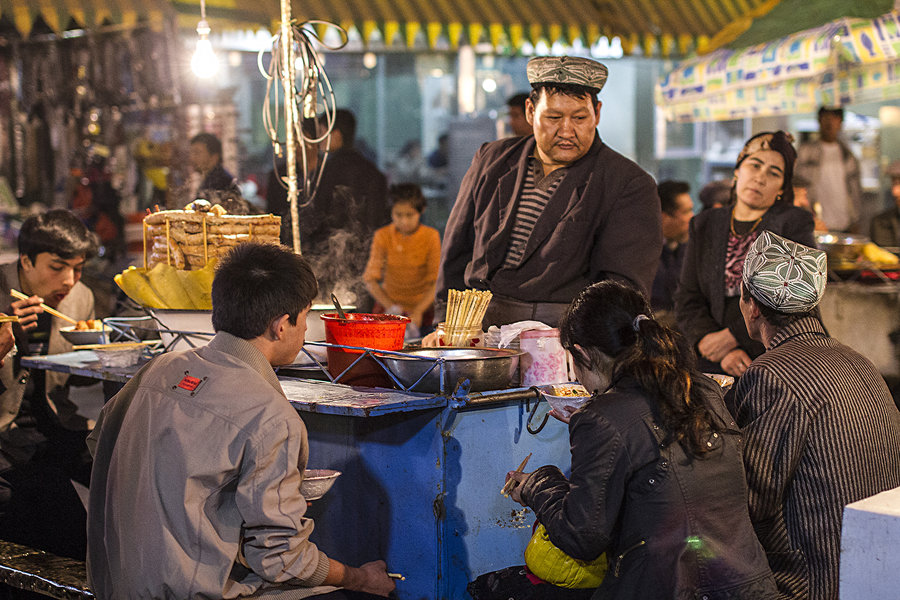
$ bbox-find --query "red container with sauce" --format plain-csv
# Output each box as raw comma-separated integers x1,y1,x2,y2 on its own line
321,313,409,387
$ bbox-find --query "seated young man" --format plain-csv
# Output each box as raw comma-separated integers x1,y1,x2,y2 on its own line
0,208,98,558
87,242,395,599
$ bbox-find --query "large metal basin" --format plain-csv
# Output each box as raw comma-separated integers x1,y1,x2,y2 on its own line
380,347,522,393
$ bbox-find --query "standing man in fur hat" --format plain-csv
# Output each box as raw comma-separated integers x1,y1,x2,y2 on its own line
732,231,900,599
435,56,661,329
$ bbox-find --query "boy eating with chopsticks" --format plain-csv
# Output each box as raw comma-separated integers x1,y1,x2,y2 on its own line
0,208,98,560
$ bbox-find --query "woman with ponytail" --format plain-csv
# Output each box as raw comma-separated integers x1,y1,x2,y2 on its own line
503,281,777,599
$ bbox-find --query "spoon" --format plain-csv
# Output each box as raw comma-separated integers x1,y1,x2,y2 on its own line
331,293,347,319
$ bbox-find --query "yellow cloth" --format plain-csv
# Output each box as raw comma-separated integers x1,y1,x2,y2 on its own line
363,223,441,311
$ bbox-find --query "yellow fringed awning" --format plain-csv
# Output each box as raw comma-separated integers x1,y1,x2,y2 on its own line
0,0,786,57
0,0,172,36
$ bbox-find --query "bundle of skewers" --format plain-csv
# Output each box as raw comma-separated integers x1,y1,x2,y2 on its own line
445,289,492,346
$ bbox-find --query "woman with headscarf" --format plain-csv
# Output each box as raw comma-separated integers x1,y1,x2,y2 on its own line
494,281,777,599
674,131,815,377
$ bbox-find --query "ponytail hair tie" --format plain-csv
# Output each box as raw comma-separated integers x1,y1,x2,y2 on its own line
632,314,649,332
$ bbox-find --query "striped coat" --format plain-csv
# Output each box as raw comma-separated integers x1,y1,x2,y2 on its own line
730,316,900,599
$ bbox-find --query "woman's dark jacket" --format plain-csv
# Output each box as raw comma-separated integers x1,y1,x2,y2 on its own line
520,374,777,600
674,203,815,362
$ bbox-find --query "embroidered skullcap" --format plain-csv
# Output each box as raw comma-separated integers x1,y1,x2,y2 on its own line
742,231,827,313
527,56,608,92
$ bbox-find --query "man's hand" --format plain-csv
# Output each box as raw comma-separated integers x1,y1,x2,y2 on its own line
720,348,752,377
341,560,395,597
9,296,44,331
0,320,13,367
697,328,738,363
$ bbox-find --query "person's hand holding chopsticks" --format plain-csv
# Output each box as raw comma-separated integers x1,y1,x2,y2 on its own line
8,293,46,331
501,452,532,506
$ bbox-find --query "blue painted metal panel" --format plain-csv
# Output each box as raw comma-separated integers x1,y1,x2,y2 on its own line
439,400,569,598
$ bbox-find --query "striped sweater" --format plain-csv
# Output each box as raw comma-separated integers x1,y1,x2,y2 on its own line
731,316,900,599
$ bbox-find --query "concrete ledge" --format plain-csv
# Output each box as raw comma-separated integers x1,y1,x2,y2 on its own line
0,540,92,599
840,485,900,599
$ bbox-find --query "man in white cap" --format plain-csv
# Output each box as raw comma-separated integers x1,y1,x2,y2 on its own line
435,56,661,328
733,230,900,600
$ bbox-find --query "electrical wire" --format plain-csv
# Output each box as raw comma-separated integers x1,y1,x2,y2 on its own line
258,21,347,208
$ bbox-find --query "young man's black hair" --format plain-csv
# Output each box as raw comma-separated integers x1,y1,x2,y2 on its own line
17,209,98,263
211,242,318,339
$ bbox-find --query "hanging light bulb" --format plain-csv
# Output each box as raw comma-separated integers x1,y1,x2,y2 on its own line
191,0,218,78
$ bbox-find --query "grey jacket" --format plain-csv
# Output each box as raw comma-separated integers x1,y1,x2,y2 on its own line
437,135,661,312
87,332,332,599
729,317,900,599
521,374,777,600
0,260,94,435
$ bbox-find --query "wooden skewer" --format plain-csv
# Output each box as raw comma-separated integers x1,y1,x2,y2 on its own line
0,316,19,323
387,573,405,581
9,289,78,325
500,452,533,496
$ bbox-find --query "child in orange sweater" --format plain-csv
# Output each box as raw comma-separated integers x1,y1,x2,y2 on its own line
363,184,441,337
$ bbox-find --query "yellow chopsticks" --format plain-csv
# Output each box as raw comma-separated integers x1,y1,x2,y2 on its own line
500,452,533,496
9,289,78,325
72,340,160,351
0,316,19,323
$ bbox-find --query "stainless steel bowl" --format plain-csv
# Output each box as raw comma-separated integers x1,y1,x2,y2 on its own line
816,232,870,264
380,347,522,393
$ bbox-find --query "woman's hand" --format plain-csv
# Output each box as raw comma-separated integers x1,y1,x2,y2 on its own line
505,470,530,506
549,405,578,424
698,328,738,363
720,348,752,377
421,331,440,347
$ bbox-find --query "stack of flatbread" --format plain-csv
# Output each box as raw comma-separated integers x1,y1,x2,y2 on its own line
144,207,281,270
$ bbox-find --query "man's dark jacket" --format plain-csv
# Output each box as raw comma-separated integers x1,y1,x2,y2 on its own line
437,134,661,306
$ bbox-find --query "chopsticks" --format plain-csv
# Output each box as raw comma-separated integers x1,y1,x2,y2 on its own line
387,573,405,581
500,452,532,497
72,340,160,351
0,316,18,323
446,289,492,345
9,289,78,325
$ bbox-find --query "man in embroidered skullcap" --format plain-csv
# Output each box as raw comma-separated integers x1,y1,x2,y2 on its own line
434,55,661,330
731,230,900,600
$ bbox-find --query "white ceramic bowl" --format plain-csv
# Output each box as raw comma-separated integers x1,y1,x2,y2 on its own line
300,469,341,501
60,325,110,346
541,382,591,414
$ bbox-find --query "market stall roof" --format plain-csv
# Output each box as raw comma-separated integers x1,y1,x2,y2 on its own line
2,0,785,56
656,0,899,122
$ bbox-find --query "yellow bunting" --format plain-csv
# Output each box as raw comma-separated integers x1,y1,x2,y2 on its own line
489,23,503,48
448,22,463,49
384,21,400,46
529,23,542,46
427,22,442,48
509,24,524,49
548,24,562,46
362,20,378,44
405,22,420,48
468,23,483,46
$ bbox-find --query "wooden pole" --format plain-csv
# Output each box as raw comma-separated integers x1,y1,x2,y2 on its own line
280,0,301,254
